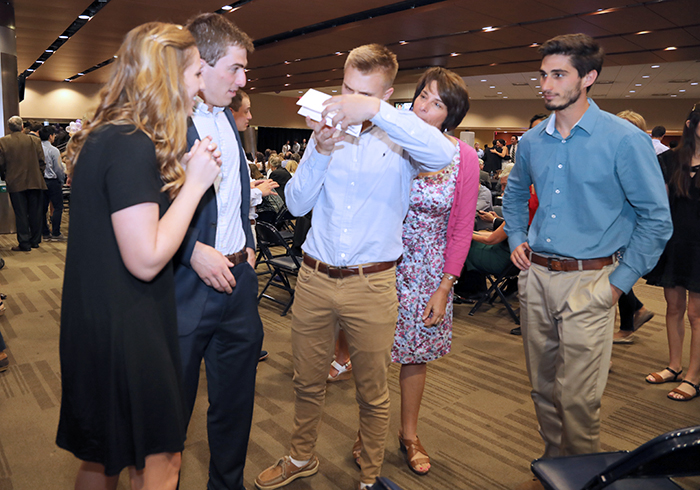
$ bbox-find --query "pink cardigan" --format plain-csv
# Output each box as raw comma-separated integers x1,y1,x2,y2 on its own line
443,140,480,276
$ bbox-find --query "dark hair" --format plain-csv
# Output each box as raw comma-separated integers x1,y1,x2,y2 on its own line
498,138,506,146
38,125,55,141
539,33,604,92
256,151,264,162
186,13,254,66
651,125,666,138
230,89,248,112
669,106,700,198
529,113,548,128
411,67,470,132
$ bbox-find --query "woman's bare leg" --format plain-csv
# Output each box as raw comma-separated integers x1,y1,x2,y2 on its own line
74,461,118,490
128,452,181,490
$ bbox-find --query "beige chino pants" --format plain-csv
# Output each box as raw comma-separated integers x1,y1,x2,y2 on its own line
519,261,616,458
289,261,398,484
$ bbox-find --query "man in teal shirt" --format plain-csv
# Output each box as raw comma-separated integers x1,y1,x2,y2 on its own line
503,33,671,474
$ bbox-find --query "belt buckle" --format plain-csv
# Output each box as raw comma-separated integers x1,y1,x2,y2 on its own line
546,257,554,271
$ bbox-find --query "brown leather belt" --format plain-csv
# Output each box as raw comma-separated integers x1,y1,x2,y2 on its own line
303,254,398,279
225,248,248,267
530,252,614,272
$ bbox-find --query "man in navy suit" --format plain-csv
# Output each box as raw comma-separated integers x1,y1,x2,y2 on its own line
175,13,263,490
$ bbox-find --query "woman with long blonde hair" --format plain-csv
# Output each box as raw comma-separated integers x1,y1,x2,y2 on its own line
56,22,221,489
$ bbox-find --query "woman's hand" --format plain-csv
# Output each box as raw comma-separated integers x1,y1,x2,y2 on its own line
422,287,449,326
182,136,221,194
477,210,498,223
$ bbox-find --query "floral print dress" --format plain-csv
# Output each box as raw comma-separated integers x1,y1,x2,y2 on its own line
392,151,459,364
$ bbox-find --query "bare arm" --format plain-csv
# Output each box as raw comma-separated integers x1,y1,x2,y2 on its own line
472,222,508,245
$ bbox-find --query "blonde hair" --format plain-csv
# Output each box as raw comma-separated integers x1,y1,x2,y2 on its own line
285,160,298,174
345,44,398,87
66,22,197,199
616,110,647,132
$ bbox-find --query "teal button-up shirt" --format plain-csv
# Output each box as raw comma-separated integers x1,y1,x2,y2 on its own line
503,99,672,292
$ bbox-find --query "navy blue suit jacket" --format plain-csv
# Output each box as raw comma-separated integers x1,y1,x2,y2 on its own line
173,109,254,336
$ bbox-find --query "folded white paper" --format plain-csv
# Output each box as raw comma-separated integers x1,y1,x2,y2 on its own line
296,88,361,137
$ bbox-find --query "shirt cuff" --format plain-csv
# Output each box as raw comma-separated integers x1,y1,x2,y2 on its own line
370,100,395,127
608,262,638,294
507,232,528,253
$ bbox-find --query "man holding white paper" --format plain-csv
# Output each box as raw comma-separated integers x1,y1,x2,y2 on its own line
255,44,455,490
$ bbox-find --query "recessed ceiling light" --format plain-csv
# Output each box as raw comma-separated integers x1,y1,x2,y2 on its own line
298,91,303,93
625,95,630,97
331,90,337,93
497,92,502,94
538,91,542,94
284,61,290,64
249,87,255,90
221,5,233,10
665,46,677,51
530,78,537,81
635,83,642,86
286,74,291,77
636,31,651,35
642,75,650,78
399,41,408,45
77,72,84,76
503,96,508,98
530,43,539,48
482,26,497,32
692,82,699,86
671,94,677,97
27,68,35,72
335,51,343,55
450,52,459,57
536,85,540,88
284,83,290,87
45,49,53,53
481,79,487,82
679,89,686,92
651,65,660,68
629,90,635,93
36,60,44,64
295,59,301,62
58,35,68,39
64,78,71,82
78,15,90,20
490,86,496,89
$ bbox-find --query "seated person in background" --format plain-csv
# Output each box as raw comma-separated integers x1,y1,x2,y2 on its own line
268,154,292,202
475,182,494,231
478,160,490,187
250,164,284,223
469,211,510,276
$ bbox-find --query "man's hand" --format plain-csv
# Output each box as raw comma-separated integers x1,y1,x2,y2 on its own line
306,117,345,156
322,94,381,130
246,247,256,269
190,242,236,293
477,210,498,223
252,179,279,197
610,284,623,305
511,242,532,271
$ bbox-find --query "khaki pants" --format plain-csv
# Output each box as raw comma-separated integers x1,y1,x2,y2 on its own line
290,261,398,484
519,262,616,457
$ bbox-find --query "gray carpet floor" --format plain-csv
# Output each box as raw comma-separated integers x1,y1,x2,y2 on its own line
0,223,698,490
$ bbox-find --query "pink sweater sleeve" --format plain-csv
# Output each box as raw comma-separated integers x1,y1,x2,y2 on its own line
443,140,480,276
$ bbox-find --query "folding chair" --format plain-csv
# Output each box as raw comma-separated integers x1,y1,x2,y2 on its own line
273,204,295,244
531,425,700,489
255,221,301,316
468,262,520,324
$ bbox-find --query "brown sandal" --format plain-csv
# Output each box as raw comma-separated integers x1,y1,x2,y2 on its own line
646,367,682,384
352,431,361,468
398,431,430,475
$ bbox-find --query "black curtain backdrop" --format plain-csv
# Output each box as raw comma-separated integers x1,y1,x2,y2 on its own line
257,127,313,155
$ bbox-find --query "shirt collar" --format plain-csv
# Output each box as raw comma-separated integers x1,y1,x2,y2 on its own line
543,98,600,138
193,96,225,116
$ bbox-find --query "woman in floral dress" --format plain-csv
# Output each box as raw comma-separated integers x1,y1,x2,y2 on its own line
392,67,479,474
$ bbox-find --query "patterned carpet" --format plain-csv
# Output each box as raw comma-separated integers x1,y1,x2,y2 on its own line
0,223,698,490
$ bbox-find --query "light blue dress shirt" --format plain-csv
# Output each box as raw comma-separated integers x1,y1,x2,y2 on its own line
191,100,244,255
286,101,456,267
503,99,672,292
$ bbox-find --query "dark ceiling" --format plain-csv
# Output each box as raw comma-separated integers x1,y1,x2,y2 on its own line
12,0,700,95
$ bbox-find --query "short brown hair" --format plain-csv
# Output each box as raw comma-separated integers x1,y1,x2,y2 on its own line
412,67,470,132
345,44,398,87
539,33,604,92
186,13,254,66
230,89,249,112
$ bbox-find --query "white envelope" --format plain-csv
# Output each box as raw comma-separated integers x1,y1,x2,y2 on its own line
296,88,361,137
